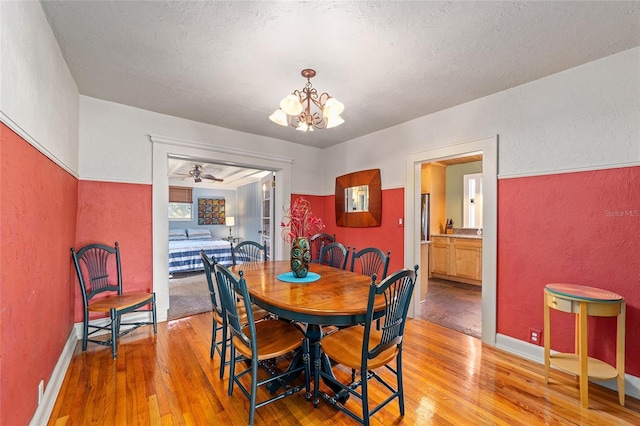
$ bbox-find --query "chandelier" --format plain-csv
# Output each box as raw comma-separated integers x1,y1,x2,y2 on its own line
269,69,344,132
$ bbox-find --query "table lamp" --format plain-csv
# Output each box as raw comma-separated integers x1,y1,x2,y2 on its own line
226,216,235,240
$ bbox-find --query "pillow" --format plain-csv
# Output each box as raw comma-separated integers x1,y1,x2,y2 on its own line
187,228,213,240
169,229,188,241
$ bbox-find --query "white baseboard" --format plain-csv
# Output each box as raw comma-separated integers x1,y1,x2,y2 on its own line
30,329,77,426
495,333,640,401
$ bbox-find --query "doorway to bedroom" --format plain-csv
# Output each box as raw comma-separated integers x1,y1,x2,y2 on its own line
166,157,274,320
151,134,293,323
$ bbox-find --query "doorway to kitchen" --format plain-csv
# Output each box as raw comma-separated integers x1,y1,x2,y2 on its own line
405,135,497,346
416,154,483,338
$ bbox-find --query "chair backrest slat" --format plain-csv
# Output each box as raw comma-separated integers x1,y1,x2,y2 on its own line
310,233,335,263
200,250,224,317
350,247,391,280
364,265,418,361
232,240,267,265
71,242,123,302
318,242,349,270
214,263,255,352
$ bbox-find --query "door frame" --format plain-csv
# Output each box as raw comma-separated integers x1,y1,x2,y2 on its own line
260,173,275,259
405,135,498,345
151,134,293,321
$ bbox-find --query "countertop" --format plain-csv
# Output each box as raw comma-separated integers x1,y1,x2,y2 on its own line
431,233,483,240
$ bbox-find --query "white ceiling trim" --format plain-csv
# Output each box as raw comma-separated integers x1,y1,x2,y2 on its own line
149,134,294,165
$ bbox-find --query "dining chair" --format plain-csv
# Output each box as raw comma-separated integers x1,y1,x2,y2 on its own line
350,247,391,280
313,265,419,426
200,250,269,378
71,242,157,359
318,241,349,270
310,232,335,263
214,263,310,426
350,247,391,332
231,240,267,265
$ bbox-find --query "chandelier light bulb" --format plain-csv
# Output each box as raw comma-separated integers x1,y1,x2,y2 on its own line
269,109,288,126
325,115,344,129
322,97,344,118
280,94,303,116
296,121,313,132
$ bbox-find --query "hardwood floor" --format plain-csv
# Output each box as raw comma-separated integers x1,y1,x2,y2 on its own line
49,313,640,425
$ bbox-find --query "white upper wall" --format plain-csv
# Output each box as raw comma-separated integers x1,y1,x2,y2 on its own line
79,96,323,194
323,47,640,193
0,1,79,173
3,0,637,197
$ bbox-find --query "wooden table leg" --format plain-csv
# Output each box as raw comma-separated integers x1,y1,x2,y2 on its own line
617,302,626,406
579,301,588,409
574,311,580,357
544,293,551,384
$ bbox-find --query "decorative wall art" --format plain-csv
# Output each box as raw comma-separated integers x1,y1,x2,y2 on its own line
198,198,225,225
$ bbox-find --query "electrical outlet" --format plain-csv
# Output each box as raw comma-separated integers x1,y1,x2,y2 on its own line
38,380,44,405
398,218,403,226
528,328,542,346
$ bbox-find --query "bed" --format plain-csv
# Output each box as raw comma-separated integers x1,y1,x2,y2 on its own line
168,228,234,274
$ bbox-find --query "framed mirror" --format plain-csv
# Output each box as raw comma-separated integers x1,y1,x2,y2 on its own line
335,169,382,227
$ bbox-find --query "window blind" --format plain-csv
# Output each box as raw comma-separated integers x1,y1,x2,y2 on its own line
169,186,192,203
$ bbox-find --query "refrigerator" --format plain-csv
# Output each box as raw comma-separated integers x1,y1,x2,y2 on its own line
420,193,430,242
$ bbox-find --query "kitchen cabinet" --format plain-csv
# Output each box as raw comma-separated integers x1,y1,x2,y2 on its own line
430,235,482,285
430,237,449,275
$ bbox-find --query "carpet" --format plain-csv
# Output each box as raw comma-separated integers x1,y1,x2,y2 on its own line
168,272,212,320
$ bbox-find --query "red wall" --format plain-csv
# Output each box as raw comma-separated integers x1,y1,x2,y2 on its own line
75,181,153,322
292,188,405,274
4,127,638,425
498,166,640,376
0,124,78,425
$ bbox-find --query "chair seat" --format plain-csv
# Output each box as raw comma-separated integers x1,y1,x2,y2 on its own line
244,304,270,322
88,292,154,313
213,303,269,325
233,320,303,360
321,325,398,370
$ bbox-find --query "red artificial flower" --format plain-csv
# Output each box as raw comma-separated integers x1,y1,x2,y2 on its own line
280,197,324,244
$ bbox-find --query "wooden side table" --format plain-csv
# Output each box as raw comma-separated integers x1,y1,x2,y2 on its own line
544,283,625,408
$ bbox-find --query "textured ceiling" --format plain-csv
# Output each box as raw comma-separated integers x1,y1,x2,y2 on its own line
42,1,640,149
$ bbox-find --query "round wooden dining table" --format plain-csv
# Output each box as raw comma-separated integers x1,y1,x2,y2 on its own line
230,260,383,397
230,260,383,327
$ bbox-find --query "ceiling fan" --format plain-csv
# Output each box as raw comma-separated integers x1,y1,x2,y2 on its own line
179,164,224,183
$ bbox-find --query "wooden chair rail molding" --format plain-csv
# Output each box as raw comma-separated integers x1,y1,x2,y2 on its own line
335,168,382,227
